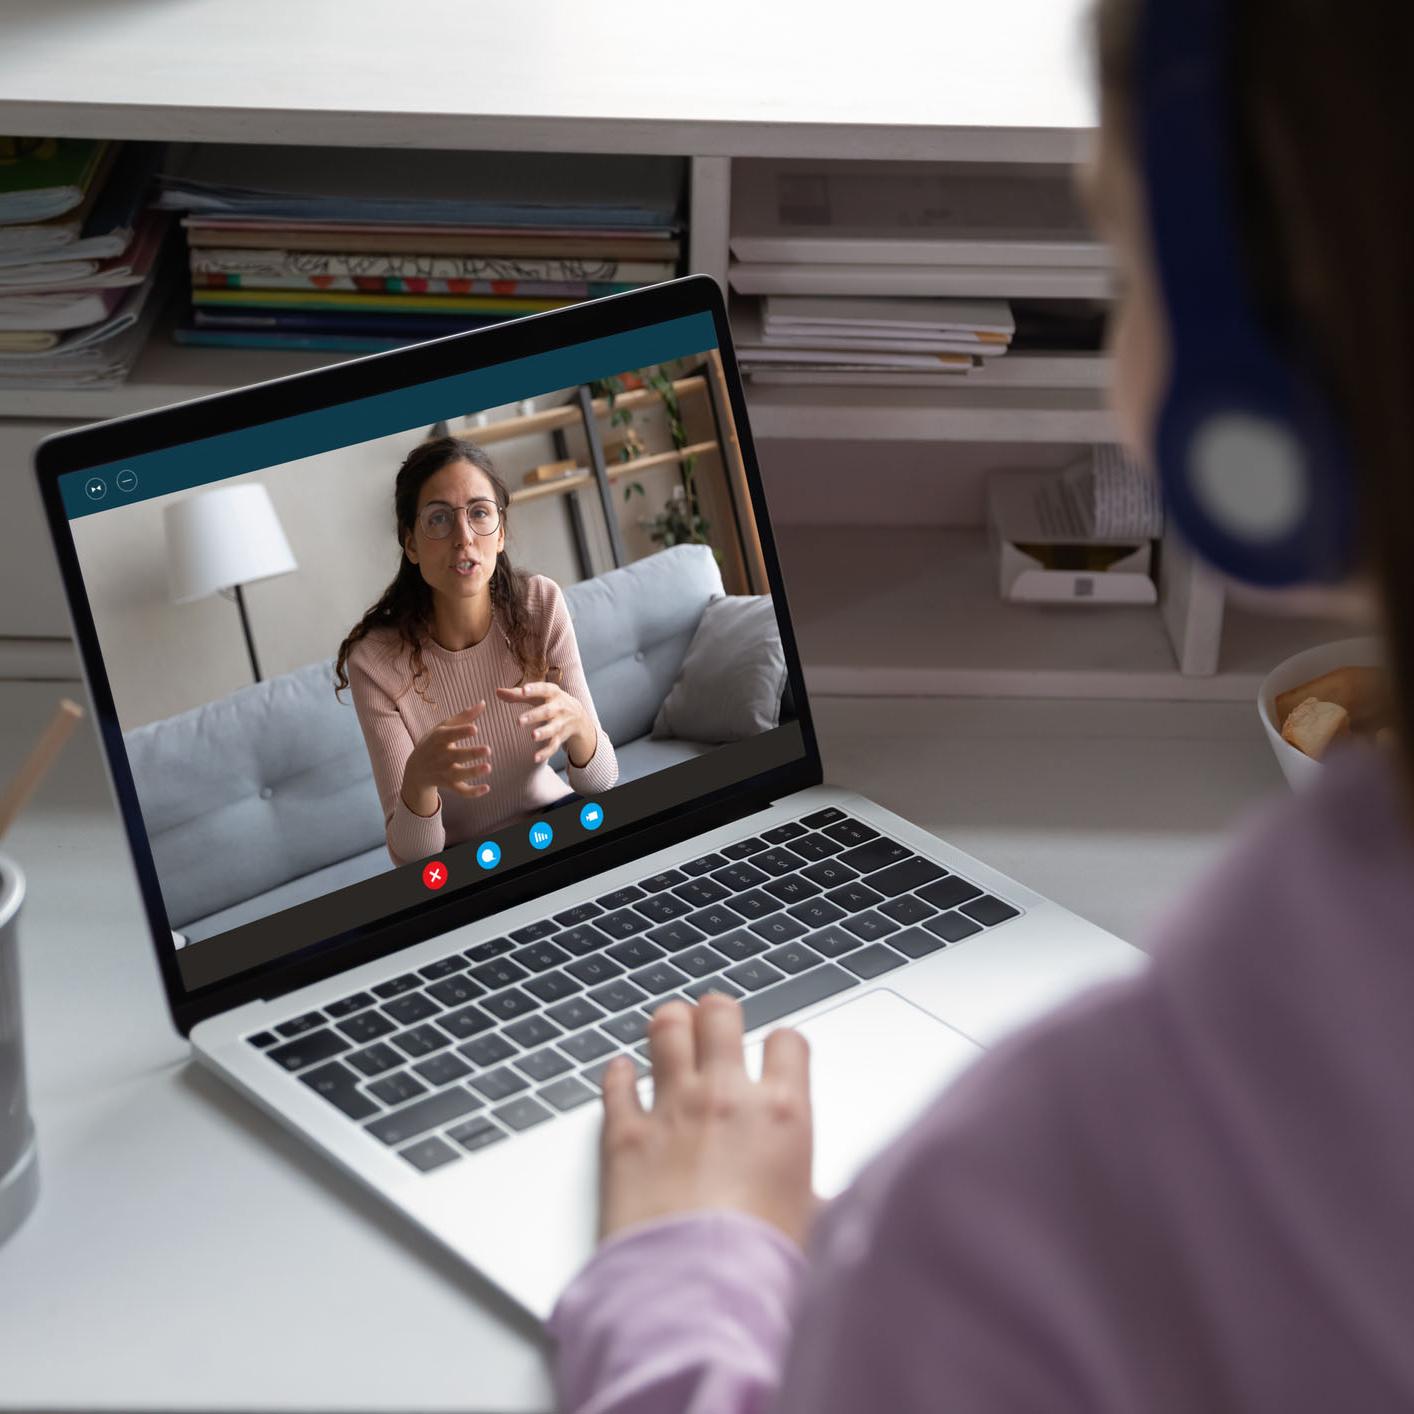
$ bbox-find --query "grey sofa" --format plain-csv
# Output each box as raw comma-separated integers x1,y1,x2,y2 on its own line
125,543,725,943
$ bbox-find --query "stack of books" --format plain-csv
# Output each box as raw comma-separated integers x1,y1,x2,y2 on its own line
735,295,1015,386
0,139,169,390
157,147,683,353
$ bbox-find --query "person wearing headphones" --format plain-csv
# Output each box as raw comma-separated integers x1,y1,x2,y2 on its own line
545,1,1414,1410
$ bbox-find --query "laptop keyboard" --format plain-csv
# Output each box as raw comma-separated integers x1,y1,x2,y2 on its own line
244,808,1022,1174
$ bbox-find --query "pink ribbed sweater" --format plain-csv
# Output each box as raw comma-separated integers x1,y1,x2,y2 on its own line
346,574,618,866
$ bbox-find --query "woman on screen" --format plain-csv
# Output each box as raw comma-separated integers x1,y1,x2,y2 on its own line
335,435,617,866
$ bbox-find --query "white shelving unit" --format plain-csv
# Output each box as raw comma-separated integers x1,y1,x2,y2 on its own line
0,0,1345,699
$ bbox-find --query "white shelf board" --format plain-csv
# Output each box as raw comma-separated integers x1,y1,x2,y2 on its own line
775,525,1344,702
747,384,1117,443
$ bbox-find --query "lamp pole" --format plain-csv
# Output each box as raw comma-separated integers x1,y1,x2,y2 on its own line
229,584,263,683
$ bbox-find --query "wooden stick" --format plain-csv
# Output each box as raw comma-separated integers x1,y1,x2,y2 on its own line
0,698,85,843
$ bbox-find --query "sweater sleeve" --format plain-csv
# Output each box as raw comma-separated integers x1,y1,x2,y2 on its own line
346,642,447,867
540,576,619,797
547,1208,807,1414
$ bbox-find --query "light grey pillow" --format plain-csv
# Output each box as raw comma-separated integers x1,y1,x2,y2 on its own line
652,594,787,743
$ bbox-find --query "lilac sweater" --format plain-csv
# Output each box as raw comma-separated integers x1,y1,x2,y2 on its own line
548,743,1414,1413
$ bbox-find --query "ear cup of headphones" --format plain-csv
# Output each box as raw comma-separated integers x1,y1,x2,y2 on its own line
1138,0,1358,586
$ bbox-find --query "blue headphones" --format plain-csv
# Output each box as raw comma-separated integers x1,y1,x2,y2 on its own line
1138,0,1357,585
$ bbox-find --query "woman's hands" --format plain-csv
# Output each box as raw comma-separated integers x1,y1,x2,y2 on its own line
400,702,492,818
496,680,596,768
598,994,820,1250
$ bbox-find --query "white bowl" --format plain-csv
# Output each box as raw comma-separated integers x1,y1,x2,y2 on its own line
1257,635,1383,789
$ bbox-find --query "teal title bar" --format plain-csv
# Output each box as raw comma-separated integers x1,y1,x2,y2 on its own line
62,312,717,519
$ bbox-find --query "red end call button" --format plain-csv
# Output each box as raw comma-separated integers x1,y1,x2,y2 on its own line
422,860,448,890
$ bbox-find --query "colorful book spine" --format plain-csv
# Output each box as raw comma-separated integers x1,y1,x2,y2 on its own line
191,287,576,315
188,249,675,282
191,272,639,297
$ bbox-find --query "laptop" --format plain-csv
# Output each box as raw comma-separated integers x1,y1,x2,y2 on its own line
36,275,1143,1320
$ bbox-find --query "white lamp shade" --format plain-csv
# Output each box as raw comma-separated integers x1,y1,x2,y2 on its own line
164,484,298,604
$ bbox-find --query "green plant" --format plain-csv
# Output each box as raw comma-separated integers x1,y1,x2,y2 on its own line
612,366,710,552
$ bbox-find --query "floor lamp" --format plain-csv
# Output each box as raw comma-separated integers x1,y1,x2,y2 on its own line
164,484,298,683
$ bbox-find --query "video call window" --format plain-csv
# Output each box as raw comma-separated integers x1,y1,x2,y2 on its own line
66,330,800,988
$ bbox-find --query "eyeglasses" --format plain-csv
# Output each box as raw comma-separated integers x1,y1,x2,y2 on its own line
417,498,503,539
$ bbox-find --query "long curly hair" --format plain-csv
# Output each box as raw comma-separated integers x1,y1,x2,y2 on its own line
334,436,552,701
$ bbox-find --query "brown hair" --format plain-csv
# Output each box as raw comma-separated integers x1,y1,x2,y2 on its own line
1095,0,1414,802
334,436,554,701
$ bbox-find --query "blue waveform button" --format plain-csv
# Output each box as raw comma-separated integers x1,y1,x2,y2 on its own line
528,820,554,850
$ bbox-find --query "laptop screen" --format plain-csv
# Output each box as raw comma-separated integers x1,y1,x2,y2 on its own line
48,289,813,1003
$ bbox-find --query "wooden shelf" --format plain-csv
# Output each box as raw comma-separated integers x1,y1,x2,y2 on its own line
775,524,1344,701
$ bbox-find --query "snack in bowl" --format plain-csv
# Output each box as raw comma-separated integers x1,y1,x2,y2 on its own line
1273,664,1394,762
1279,697,1350,760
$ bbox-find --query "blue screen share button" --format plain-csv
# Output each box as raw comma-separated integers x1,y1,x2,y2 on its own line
579,801,604,831
475,840,501,870
528,820,554,850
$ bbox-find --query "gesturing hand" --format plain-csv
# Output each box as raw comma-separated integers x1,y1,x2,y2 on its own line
496,680,595,768
597,995,819,1251
400,702,493,818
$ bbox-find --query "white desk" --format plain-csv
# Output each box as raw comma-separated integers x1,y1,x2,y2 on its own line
0,680,1284,1410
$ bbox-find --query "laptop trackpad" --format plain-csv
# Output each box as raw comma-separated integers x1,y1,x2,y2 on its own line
744,988,985,1198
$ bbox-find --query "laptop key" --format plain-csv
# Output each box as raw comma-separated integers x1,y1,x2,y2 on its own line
802,858,860,889
555,923,613,957
724,958,787,992
681,852,729,876
554,902,603,927
345,1042,402,1077
509,920,557,944
495,1096,555,1132
925,911,985,944
789,832,845,862
762,822,808,845
801,806,846,828
559,1028,616,1064
879,894,938,925
512,940,571,972
823,818,880,847
418,956,466,981
448,1116,507,1152
641,993,689,1016
538,1075,597,1112
751,914,809,945
639,868,688,892
629,960,691,995
373,973,422,999
427,975,487,1008
413,1051,473,1086
739,963,858,1032
668,943,727,978
365,1087,482,1146
825,881,886,914
960,895,1022,927
583,1053,649,1089
868,857,947,896
399,1136,461,1172
524,969,581,1004
546,996,605,1031
470,1066,529,1103
482,987,540,1022
458,1033,517,1067
687,904,740,937
513,1047,574,1083
889,926,949,959
841,944,909,979
470,957,530,989
607,937,666,969
752,848,805,877
391,1024,450,1059
247,1031,278,1049
589,978,649,1013
335,1010,396,1043
383,992,440,1026
711,862,770,892
465,937,516,962
788,897,846,929
598,885,645,910
275,1011,325,1038
762,874,820,905
269,1028,350,1072
602,1009,650,1045
838,838,914,875
919,877,985,910
598,908,652,940
367,1070,427,1107
299,1061,380,1119
504,1013,561,1048
674,877,730,907
713,930,767,962
566,953,624,985
842,910,900,943
647,918,705,950
632,892,692,923
325,992,375,1019
436,1003,496,1040
683,975,745,1002
803,924,864,959
763,941,823,975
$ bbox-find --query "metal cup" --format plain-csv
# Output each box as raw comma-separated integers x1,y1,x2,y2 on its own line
0,855,39,1247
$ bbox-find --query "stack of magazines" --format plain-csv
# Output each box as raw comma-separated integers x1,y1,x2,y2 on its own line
158,147,683,353
0,139,169,390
